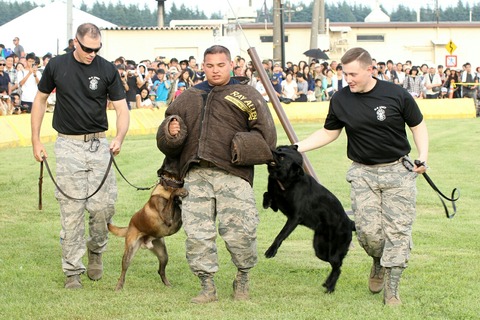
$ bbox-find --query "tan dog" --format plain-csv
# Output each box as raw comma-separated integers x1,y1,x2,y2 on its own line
108,178,188,291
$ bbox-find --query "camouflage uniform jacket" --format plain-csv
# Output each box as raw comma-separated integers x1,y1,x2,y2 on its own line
157,81,277,186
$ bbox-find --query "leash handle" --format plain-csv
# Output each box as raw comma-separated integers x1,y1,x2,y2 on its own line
38,161,44,210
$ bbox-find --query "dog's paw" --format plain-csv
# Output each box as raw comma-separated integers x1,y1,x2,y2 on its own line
265,245,278,258
322,282,335,294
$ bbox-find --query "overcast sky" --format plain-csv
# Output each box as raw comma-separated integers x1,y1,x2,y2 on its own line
28,0,477,17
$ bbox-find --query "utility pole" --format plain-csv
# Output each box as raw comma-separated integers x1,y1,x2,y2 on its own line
310,0,320,49
156,0,166,27
309,0,325,50
273,0,283,65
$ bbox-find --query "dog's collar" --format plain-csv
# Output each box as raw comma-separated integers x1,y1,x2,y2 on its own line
159,174,184,188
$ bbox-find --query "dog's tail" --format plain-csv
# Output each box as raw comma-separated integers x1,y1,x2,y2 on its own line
107,223,128,237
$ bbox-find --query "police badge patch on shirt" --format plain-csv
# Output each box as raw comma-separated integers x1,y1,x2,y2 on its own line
374,106,387,121
89,76,100,90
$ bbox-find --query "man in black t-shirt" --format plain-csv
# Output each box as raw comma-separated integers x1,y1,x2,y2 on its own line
31,23,130,290
296,47,429,306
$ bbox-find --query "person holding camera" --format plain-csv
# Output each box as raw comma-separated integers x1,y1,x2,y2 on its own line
17,52,41,112
152,69,170,108
0,87,11,115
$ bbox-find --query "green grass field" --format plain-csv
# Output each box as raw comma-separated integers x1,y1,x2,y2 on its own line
0,119,479,319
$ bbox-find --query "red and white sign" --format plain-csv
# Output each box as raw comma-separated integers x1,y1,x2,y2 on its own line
445,55,457,68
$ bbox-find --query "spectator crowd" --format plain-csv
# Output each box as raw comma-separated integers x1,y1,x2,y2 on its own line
1,36,480,117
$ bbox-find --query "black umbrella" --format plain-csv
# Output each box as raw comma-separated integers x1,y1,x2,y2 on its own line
303,48,329,60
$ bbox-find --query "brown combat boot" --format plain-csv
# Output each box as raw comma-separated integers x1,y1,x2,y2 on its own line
369,257,385,294
64,274,82,289
233,270,249,301
87,250,103,281
191,275,218,304
384,267,404,306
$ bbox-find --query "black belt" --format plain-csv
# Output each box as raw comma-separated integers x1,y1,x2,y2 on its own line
58,132,106,142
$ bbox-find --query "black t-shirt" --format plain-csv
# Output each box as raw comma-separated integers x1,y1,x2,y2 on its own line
324,79,423,165
38,52,125,134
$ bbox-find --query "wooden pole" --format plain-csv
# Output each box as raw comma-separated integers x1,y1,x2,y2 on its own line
247,47,319,182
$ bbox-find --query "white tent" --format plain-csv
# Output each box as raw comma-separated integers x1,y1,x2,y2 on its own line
0,1,116,57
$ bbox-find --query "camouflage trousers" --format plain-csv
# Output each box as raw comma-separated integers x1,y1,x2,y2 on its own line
182,166,259,276
346,158,417,268
54,136,117,276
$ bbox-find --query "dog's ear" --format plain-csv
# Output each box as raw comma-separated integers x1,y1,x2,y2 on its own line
291,144,299,151
293,162,305,176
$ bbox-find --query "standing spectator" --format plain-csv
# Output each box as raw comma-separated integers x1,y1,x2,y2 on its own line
403,67,423,98
12,37,25,58
152,69,170,107
460,62,477,99
64,39,75,53
5,55,18,94
31,22,130,290
156,44,276,303
0,58,11,94
296,47,429,307
173,81,186,100
17,52,41,112
396,62,406,86
423,67,442,99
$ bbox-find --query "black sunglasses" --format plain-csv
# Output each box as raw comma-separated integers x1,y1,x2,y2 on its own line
76,37,102,54
0,63,5,66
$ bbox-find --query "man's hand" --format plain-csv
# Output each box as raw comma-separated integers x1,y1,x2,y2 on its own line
33,141,48,162
169,118,180,136
109,138,122,156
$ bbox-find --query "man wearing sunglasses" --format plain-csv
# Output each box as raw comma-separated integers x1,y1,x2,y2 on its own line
31,23,130,290
0,57,11,94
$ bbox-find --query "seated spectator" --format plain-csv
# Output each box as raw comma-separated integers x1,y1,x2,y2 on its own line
174,81,186,100
281,72,298,102
10,92,23,114
0,86,12,115
136,87,154,109
254,72,269,102
314,78,324,101
322,69,338,101
295,72,308,102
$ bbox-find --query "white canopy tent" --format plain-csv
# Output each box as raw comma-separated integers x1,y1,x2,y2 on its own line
0,1,116,57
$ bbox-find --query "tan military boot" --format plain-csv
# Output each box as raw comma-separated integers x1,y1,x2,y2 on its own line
384,267,404,306
369,257,385,294
191,275,218,304
87,250,103,281
233,270,249,301
64,274,82,289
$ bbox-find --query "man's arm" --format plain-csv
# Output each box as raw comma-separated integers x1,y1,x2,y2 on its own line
295,127,342,153
409,119,429,173
31,91,50,162
110,99,130,155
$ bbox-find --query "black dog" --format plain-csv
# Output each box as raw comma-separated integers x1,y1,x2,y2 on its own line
263,145,355,293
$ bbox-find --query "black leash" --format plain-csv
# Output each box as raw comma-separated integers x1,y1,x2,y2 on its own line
402,157,459,219
39,151,154,206
110,153,156,191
